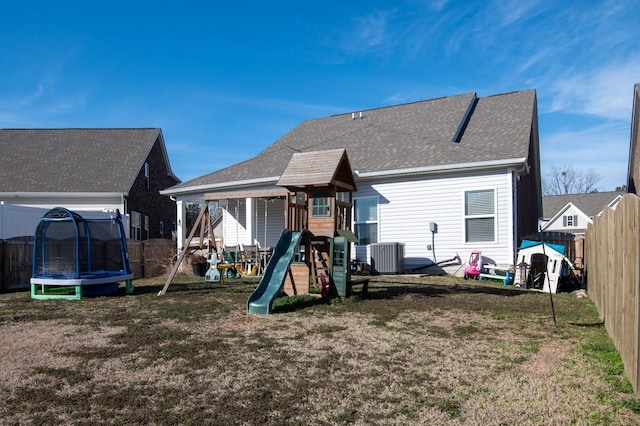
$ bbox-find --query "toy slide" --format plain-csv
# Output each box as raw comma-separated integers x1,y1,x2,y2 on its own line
247,230,304,315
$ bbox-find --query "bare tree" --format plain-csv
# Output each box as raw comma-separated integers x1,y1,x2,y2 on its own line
542,164,602,195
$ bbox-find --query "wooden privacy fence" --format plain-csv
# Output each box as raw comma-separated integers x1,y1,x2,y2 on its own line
585,193,640,396
0,238,176,292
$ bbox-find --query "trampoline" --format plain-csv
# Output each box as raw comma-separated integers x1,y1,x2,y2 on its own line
30,207,134,300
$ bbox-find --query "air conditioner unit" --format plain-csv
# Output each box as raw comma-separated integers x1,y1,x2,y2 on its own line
370,243,405,274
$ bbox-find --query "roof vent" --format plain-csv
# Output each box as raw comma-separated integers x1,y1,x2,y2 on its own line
452,93,478,143
352,112,364,120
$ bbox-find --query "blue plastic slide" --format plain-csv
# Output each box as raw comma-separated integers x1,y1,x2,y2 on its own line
247,229,304,315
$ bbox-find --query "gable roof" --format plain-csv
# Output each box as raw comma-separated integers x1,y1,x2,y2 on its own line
276,148,356,191
0,128,178,194
163,89,537,196
542,191,624,219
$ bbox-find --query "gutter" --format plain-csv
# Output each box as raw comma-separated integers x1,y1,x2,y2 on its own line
354,157,529,180
0,192,126,199
160,157,529,196
160,176,281,196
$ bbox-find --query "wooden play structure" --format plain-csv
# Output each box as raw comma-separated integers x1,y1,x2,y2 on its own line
158,201,230,295
161,148,367,306
274,148,368,298
247,148,367,314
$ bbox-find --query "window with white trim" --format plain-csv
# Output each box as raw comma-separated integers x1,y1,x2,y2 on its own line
131,211,142,240
563,214,578,227
354,197,378,245
464,189,496,242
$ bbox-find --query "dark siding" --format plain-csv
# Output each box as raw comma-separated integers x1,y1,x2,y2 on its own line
126,137,179,240
516,130,542,241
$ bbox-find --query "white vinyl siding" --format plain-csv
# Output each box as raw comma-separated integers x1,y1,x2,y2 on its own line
542,204,591,233
353,170,513,268
221,197,286,249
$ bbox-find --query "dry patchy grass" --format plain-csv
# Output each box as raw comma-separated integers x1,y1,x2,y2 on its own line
0,275,637,425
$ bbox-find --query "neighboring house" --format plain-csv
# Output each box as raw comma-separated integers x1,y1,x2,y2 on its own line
628,83,640,194
538,191,624,270
0,128,180,240
161,89,542,273
540,191,624,235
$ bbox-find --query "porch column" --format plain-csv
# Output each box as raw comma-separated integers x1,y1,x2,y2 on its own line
176,199,186,253
245,197,255,245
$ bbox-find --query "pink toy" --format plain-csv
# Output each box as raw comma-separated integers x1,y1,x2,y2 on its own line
464,250,483,279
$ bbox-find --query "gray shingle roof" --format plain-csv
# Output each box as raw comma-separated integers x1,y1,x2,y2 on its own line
165,89,536,194
542,191,625,218
0,128,164,193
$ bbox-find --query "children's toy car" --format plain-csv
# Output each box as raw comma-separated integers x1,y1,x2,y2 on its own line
464,250,483,279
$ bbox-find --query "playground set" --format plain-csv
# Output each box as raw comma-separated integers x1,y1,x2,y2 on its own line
247,149,367,314
30,207,133,300
159,148,367,315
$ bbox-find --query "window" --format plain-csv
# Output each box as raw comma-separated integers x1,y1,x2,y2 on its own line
563,214,578,227
464,189,495,242
144,215,149,240
354,197,378,245
144,162,150,190
131,211,142,240
311,195,331,217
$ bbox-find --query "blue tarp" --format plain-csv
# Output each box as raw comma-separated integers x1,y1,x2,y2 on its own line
518,239,565,255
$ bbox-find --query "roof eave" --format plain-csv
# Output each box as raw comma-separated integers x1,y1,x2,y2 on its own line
354,157,529,180
160,176,281,197
0,192,126,199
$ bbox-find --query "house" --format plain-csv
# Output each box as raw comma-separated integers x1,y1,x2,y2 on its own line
628,83,640,194
537,191,624,270
0,128,180,240
540,191,625,235
161,89,542,273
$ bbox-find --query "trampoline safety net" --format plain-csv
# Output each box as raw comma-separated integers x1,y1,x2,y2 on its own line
32,207,132,279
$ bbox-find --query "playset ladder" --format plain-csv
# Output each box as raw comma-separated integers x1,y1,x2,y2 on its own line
311,238,330,289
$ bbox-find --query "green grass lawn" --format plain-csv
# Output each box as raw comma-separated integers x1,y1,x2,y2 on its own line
0,274,638,425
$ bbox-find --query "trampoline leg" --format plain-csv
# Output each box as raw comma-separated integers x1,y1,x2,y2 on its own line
125,280,134,295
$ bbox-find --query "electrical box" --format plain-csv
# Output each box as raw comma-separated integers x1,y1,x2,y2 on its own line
429,222,438,233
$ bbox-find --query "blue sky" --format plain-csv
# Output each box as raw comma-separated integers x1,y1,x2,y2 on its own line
1,1,639,191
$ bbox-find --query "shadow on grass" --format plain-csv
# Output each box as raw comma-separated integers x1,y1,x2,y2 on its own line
128,278,258,296
272,295,329,313
365,279,531,301
569,321,605,328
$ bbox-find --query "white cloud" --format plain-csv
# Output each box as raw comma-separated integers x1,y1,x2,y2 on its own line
354,12,388,47
548,60,640,121
490,0,544,28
